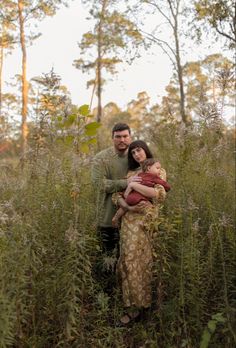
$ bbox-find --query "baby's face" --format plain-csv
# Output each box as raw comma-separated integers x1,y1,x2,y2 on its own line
147,162,161,176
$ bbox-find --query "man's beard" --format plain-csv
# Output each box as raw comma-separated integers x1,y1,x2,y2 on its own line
116,144,129,154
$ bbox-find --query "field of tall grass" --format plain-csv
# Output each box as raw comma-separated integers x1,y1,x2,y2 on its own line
0,120,235,347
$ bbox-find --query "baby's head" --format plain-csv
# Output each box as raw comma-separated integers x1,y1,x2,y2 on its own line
142,158,161,176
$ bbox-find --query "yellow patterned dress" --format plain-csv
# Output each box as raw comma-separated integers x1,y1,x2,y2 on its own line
114,168,167,308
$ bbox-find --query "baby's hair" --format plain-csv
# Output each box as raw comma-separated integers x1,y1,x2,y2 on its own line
141,158,159,172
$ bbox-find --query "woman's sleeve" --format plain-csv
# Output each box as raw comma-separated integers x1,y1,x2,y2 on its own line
159,168,167,181
152,168,167,204
112,192,123,206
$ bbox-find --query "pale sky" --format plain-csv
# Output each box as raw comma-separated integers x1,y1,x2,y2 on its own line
3,0,233,119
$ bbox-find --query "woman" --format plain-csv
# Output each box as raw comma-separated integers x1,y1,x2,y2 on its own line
113,140,167,325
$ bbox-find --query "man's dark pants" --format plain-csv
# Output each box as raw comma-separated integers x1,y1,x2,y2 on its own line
95,226,120,295
98,226,119,253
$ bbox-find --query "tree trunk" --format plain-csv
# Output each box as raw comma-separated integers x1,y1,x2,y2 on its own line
174,28,187,125
0,41,3,116
97,24,102,122
0,24,5,116
172,2,188,125
96,0,108,123
147,0,190,125
89,76,97,111
18,0,28,154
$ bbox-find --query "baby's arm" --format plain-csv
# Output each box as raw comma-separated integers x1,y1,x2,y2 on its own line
128,182,156,198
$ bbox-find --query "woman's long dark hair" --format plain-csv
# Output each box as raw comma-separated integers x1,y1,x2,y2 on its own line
128,140,153,170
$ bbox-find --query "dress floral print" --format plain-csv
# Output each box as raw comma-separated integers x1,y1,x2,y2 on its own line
113,168,167,308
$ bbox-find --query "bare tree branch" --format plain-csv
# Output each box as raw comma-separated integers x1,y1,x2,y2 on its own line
215,26,236,42
141,29,176,65
146,0,174,29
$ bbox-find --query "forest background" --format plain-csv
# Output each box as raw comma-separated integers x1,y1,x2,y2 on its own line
0,0,235,347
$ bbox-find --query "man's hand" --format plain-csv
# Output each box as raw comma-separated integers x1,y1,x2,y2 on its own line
127,175,142,185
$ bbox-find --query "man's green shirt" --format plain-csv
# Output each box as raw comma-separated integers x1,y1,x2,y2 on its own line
91,146,128,227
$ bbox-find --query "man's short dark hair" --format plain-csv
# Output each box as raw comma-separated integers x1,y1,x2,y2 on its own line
112,123,131,137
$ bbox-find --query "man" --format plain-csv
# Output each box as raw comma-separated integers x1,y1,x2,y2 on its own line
91,123,137,252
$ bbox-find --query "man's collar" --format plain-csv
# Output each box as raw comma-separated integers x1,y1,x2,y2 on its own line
114,148,128,158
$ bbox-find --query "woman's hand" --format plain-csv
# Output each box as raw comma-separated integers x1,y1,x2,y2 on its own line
117,196,152,213
128,201,152,212
117,197,130,211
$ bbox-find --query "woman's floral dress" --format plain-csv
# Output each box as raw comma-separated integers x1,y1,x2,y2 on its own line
114,168,167,308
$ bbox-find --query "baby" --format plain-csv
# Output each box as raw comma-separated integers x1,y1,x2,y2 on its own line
112,158,170,227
